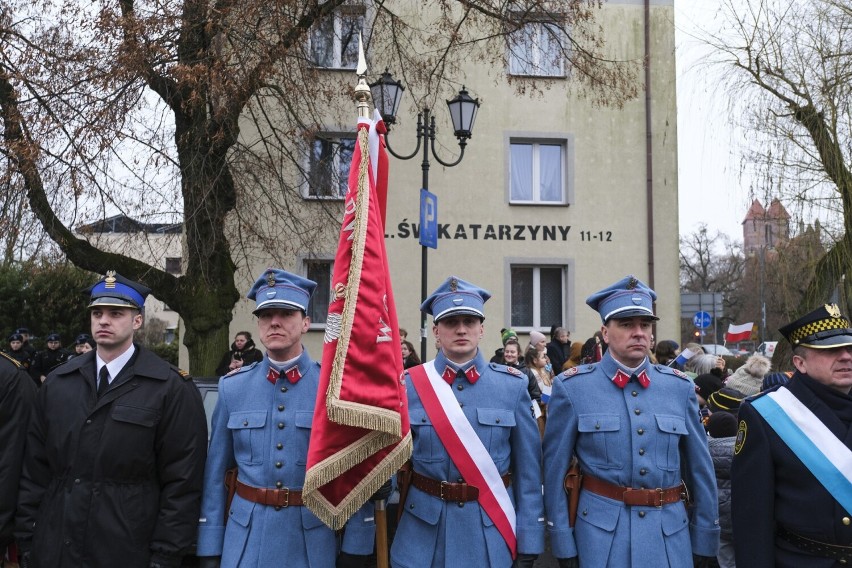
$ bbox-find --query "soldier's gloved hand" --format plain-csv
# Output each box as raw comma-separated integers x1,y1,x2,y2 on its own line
513,553,538,567
198,556,222,568
370,478,393,502
558,557,579,568
336,552,370,568
693,554,715,568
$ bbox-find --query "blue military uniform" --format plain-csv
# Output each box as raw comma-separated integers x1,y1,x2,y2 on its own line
542,276,719,567
732,304,852,567
197,269,374,567
390,277,545,568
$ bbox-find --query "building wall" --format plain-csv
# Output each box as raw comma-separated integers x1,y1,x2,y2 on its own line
184,0,680,368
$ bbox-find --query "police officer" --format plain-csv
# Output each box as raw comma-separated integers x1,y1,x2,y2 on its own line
0,351,36,560
4,333,32,372
543,275,719,567
15,271,208,568
732,304,852,566
391,276,544,568
30,332,70,384
197,269,378,567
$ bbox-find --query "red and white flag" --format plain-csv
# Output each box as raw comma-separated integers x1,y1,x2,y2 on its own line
303,110,412,529
725,322,755,344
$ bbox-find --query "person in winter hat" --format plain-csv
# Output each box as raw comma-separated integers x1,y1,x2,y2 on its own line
724,353,771,397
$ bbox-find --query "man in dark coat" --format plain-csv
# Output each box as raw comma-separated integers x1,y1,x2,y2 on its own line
732,303,852,567
15,271,208,568
30,332,71,384
0,352,36,560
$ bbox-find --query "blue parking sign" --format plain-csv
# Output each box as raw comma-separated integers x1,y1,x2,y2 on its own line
419,189,438,249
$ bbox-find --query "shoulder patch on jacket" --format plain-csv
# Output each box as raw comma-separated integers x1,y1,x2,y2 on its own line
490,363,525,380
225,361,258,377
559,365,595,381
654,365,690,381
0,351,22,368
170,365,193,381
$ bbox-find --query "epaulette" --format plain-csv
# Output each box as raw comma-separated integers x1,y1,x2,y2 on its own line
489,362,525,379
170,365,193,381
224,361,259,377
0,351,22,369
652,364,692,381
559,365,595,381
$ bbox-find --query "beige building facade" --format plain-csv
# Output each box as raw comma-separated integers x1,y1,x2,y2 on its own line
203,0,680,367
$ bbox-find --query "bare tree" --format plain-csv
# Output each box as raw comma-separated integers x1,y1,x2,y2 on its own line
0,0,639,373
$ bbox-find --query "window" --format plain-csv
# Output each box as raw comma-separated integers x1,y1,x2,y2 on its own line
508,21,566,77
306,259,334,325
310,7,364,69
165,257,182,275
510,140,565,203
307,135,355,198
510,264,566,329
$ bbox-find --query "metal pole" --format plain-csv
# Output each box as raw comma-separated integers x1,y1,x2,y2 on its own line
419,109,432,362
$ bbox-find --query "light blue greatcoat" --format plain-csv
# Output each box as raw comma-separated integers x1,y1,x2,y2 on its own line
542,351,720,567
197,350,376,567
390,350,545,568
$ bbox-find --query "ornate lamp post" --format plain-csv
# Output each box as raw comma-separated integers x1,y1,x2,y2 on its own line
369,71,481,361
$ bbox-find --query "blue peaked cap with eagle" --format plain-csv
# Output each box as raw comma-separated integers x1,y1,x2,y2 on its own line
247,268,317,315
586,275,659,323
421,276,491,322
86,271,150,310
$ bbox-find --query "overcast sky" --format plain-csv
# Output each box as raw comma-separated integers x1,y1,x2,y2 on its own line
675,0,749,243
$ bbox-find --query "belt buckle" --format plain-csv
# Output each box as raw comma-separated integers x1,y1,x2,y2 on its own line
280,487,290,508
440,481,448,501
654,488,664,508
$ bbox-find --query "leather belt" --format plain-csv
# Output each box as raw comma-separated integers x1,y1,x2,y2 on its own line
411,470,511,502
235,478,303,508
583,474,685,507
777,525,852,563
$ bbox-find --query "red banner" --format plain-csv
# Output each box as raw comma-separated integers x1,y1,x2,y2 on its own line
303,112,411,529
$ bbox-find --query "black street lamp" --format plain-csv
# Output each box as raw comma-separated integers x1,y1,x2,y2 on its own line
369,70,481,361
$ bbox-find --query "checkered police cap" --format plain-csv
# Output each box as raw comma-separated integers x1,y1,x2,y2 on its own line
779,304,852,349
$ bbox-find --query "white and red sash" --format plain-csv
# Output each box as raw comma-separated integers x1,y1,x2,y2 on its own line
407,360,517,558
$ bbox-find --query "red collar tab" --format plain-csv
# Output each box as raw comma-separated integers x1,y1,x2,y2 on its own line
612,368,650,389
636,370,650,388
284,366,302,384
441,364,481,385
267,367,280,384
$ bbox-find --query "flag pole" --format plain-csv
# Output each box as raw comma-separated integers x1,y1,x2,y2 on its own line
354,33,390,568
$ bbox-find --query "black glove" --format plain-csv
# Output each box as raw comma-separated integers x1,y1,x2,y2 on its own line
693,554,717,568
19,550,31,568
370,478,393,502
336,552,370,568
513,553,538,567
558,558,579,568
198,557,222,568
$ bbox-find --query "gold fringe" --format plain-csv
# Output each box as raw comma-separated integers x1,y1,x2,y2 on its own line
304,432,413,530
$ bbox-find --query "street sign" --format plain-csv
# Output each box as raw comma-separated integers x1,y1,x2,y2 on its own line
419,189,437,249
681,292,724,319
693,311,712,329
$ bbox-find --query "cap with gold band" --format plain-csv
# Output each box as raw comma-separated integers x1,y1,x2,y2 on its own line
778,303,852,349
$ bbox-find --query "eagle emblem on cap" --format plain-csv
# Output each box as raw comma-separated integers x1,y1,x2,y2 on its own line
627,277,638,290
266,271,276,287
826,303,841,318
449,277,458,292
104,270,117,289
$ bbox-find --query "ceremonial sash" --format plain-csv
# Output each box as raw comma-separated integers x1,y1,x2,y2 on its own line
407,361,517,558
752,387,852,514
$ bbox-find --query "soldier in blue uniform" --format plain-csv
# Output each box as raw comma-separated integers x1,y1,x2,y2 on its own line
543,275,719,568
391,276,544,568
732,304,852,567
197,269,378,568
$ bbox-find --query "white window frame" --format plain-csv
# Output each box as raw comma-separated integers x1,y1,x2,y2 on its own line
504,258,574,332
507,20,567,78
505,133,574,205
303,257,334,328
309,5,366,70
304,132,355,200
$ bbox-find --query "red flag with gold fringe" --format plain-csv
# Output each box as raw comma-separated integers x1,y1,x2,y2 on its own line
303,109,411,529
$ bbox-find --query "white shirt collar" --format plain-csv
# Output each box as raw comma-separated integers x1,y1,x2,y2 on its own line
96,344,136,384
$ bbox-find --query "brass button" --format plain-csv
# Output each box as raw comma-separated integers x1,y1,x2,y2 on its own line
275,461,282,468
638,511,646,518
278,404,284,411
276,481,283,488
631,391,638,397
638,428,645,435
844,517,851,526
277,443,283,450
639,448,645,455
278,422,284,429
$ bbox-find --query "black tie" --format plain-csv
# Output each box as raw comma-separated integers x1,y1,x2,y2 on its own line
97,366,110,397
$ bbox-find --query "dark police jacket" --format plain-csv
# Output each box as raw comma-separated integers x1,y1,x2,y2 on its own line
732,373,852,567
0,353,36,549
15,345,208,568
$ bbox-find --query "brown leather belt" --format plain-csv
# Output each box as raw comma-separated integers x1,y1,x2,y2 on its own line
235,478,304,508
583,474,685,507
777,525,852,563
411,470,512,502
